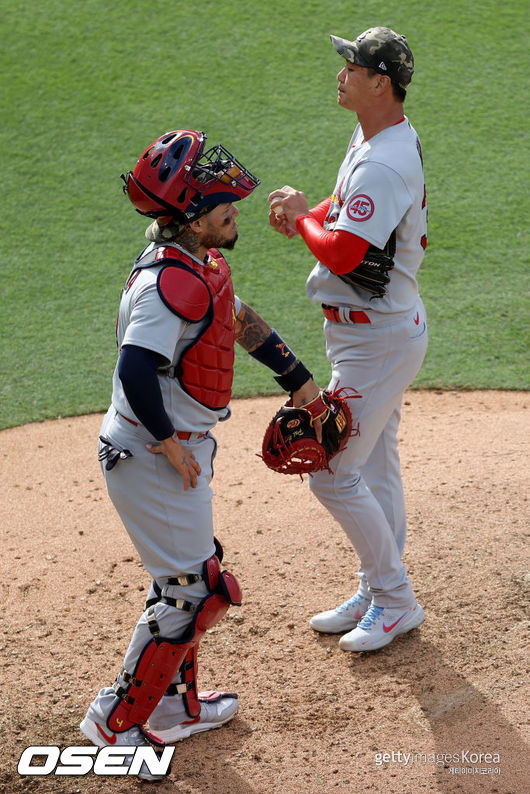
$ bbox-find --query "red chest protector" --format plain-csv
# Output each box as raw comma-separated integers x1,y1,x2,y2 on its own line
154,246,236,410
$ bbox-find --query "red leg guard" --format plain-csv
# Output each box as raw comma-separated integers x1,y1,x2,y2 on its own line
179,645,200,718
107,569,242,733
108,640,190,732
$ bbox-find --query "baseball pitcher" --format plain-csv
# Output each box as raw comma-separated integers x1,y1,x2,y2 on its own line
267,28,428,654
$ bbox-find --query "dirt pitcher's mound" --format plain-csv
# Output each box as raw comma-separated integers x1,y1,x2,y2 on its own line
0,390,528,794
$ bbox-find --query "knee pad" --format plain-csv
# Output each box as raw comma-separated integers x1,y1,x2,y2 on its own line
144,536,227,610
107,554,241,733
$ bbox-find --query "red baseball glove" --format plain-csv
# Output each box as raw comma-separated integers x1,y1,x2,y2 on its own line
261,389,359,475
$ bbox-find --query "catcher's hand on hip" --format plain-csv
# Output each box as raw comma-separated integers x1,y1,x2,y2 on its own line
146,433,201,490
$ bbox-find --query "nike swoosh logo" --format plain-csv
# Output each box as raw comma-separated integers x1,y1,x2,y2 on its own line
96,723,117,744
413,312,420,325
383,613,407,633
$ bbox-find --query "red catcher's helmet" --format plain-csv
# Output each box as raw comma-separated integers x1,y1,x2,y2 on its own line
122,130,260,222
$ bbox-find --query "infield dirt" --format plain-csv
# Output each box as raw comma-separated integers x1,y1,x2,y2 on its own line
0,390,528,793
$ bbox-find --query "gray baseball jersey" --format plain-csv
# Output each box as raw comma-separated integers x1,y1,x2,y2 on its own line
112,241,241,435
306,117,427,314
303,116,428,610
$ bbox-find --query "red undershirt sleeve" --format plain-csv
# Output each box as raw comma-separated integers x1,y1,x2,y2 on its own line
295,213,370,275
309,197,332,225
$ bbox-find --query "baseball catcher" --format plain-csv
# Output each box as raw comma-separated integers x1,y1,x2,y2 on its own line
80,127,324,781
261,389,359,475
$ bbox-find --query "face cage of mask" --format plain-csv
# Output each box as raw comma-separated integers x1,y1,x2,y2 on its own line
186,144,260,193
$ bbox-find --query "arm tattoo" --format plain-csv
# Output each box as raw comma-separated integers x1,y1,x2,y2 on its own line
234,302,272,352
235,302,299,376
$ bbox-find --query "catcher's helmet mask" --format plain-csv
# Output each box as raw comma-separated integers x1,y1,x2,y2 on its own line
122,130,260,223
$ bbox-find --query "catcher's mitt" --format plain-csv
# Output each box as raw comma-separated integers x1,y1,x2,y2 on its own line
261,389,359,476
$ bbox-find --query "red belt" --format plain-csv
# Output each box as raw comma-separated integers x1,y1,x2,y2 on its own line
176,431,207,440
119,412,139,426
322,304,371,324
118,413,205,440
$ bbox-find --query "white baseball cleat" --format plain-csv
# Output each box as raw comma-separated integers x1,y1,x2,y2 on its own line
148,691,239,743
338,602,425,652
309,593,371,634
79,716,169,781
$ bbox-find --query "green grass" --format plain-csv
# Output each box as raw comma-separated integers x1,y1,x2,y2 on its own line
1,0,528,429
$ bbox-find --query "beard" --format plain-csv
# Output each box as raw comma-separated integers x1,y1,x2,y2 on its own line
201,229,238,252
221,232,238,251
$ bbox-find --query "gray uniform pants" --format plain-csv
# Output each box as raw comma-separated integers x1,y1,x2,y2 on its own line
86,409,218,728
309,298,428,609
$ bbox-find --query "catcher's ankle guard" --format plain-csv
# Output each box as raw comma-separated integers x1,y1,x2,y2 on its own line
107,554,241,733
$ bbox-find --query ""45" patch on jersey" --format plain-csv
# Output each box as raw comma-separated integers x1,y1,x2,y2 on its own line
346,194,374,221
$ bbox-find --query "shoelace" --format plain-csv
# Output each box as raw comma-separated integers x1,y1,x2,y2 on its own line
358,604,384,630
336,594,366,614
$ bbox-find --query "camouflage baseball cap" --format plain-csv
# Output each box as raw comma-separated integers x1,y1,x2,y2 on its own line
330,27,414,89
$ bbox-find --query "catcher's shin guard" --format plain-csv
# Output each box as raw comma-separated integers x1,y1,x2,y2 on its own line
174,557,242,719
108,639,187,732
107,555,242,733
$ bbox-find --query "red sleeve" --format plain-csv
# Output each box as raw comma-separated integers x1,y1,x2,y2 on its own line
295,214,370,275
309,196,332,225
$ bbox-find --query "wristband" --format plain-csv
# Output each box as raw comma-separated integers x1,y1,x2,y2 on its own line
274,360,312,393
249,329,297,374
